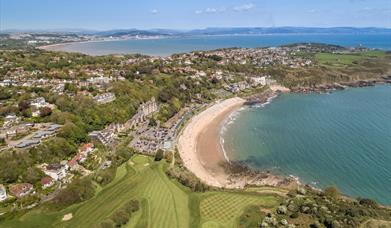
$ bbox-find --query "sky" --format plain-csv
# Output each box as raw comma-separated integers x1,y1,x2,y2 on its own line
1,0,390,30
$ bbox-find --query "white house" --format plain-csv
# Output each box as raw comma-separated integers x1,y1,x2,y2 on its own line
41,163,68,181
94,93,116,104
0,185,7,201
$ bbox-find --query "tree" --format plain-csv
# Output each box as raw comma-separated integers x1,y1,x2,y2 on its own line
124,200,140,213
58,122,87,144
155,149,164,161
18,99,30,111
100,220,115,228
358,198,378,208
39,106,52,117
111,209,129,226
22,167,45,184
64,83,78,93
53,177,95,208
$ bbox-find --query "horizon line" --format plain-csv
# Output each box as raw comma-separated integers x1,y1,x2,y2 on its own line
2,26,391,33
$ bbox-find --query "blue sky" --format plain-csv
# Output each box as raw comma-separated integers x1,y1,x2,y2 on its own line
1,0,390,30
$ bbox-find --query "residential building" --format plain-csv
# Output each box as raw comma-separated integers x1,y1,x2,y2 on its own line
9,183,34,198
41,176,54,189
0,185,7,201
15,139,40,148
41,163,68,181
30,97,54,117
94,92,116,104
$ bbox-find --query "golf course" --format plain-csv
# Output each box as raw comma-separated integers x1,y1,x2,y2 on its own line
0,155,284,228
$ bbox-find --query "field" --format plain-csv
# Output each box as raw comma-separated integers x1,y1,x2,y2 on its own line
315,50,386,66
0,155,283,228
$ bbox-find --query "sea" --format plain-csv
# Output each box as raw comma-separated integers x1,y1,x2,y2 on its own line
222,85,391,205
53,33,391,56
57,33,391,204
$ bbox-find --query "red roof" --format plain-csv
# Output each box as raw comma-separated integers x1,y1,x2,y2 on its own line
41,176,53,185
9,183,33,198
79,143,94,153
68,154,80,166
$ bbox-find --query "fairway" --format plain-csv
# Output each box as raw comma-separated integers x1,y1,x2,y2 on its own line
199,193,280,227
0,155,282,228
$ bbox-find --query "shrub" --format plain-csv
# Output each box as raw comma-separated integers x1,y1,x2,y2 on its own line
358,198,378,208
100,219,115,228
290,212,299,219
52,177,95,209
323,186,340,199
95,168,116,186
154,149,164,161
124,200,140,213
111,209,129,226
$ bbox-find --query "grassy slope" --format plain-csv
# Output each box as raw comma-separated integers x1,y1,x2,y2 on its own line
0,155,282,228
315,50,386,66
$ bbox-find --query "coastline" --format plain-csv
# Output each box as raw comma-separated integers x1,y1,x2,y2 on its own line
37,36,167,54
177,93,298,189
177,97,246,187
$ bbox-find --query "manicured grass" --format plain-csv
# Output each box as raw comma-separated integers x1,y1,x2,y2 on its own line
199,192,280,227
315,51,386,66
0,155,283,228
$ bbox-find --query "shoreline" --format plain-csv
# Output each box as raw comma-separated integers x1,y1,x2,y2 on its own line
37,36,168,55
177,81,391,191
177,93,298,189
177,97,246,187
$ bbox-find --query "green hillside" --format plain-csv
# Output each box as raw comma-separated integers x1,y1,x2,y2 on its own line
0,155,282,228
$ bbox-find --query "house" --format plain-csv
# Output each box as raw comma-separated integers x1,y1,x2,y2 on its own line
41,176,54,189
9,183,34,198
94,93,116,104
32,130,53,139
68,154,82,170
30,97,48,108
30,97,53,117
249,76,267,87
46,124,62,132
79,143,94,155
68,143,94,169
4,114,18,126
41,163,68,181
4,114,17,123
0,185,7,201
15,139,40,148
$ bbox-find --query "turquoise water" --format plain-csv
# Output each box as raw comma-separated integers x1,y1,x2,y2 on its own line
222,85,391,205
57,34,391,56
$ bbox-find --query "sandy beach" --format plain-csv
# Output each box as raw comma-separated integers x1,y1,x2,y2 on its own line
177,97,246,187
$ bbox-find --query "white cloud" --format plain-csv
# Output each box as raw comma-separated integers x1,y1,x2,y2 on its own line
150,9,159,14
233,3,255,12
195,7,226,14
205,8,217,13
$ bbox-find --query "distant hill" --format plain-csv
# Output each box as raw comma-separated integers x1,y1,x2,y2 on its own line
184,27,391,36
94,29,170,37
2,27,390,37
